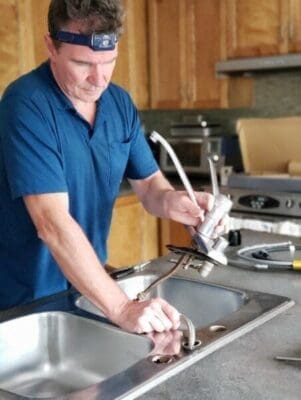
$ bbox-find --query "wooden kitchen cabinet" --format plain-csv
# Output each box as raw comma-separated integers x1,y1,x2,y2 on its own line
222,0,301,58
223,0,286,58
288,0,301,52
112,0,150,109
148,0,222,109
0,0,51,93
31,0,51,65
107,194,159,268
148,0,186,109
0,0,35,93
159,219,192,256
188,0,223,108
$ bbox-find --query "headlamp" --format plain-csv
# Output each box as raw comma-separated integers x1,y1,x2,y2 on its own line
53,31,118,51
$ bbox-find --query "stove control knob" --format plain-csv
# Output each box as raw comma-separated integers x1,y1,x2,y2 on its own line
228,229,241,247
285,199,294,209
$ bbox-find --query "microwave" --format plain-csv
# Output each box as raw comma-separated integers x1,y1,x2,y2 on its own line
159,136,242,175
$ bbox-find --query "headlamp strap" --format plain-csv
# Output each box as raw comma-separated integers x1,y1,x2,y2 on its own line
53,31,117,51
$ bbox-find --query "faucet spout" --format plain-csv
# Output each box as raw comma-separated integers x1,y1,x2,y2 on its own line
149,130,232,276
180,314,201,351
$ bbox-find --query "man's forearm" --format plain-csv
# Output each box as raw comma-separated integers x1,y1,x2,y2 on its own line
23,194,130,322
43,215,129,321
130,171,175,218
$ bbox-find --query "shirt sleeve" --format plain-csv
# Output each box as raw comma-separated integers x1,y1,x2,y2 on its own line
0,94,68,200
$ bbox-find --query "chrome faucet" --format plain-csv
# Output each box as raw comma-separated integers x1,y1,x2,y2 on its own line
189,156,232,276
149,131,232,276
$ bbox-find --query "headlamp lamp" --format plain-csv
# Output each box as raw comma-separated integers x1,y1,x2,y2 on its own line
53,31,118,51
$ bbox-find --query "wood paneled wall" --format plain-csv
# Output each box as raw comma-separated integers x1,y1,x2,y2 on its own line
0,0,50,93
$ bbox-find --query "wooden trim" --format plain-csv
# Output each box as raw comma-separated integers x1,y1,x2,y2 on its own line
17,0,35,74
148,0,159,109
159,218,171,256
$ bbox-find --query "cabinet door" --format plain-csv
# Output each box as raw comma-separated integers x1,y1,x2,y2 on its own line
225,0,287,58
188,0,221,108
0,0,35,93
31,0,50,66
113,0,149,109
288,0,301,52
160,219,192,256
148,0,223,109
107,194,159,268
148,0,188,109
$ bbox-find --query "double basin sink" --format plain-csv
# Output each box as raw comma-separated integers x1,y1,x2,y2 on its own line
0,256,294,399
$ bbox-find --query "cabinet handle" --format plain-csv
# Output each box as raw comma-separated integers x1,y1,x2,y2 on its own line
289,22,294,40
289,21,294,41
288,1,294,41
180,85,186,102
279,24,286,41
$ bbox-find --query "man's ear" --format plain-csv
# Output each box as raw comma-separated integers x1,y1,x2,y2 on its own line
44,32,58,59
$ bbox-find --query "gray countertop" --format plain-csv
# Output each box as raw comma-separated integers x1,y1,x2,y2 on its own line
140,230,301,400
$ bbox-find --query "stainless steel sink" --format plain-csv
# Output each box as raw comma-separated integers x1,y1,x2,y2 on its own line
0,259,295,400
76,274,246,328
0,311,152,398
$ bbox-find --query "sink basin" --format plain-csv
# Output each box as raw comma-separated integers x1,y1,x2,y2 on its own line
0,261,294,400
76,274,246,328
0,311,152,398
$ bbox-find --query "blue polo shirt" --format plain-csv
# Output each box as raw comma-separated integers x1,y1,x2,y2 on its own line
0,62,158,310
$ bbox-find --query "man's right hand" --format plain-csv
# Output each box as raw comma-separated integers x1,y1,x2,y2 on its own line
112,297,181,334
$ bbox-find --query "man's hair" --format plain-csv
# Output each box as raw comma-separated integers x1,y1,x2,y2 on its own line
48,0,124,47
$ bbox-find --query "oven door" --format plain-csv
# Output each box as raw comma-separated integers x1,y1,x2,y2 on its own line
160,137,222,174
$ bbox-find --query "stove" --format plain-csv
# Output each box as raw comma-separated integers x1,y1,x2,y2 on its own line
221,186,301,220
220,173,301,222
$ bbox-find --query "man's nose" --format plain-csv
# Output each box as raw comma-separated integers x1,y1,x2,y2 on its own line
88,65,107,87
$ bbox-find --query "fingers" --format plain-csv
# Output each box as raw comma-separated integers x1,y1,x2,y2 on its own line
180,192,214,217
156,298,180,329
167,193,203,225
166,190,229,235
175,194,202,218
150,301,174,330
195,193,230,235
136,306,169,333
214,214,230,236
148,330,183,356
134,298,180,334
135,315,153,334
194,191,214,212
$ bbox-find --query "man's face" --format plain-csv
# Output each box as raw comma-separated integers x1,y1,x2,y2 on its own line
46,24,118,104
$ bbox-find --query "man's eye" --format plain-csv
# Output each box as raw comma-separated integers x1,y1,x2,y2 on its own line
74,61,89,66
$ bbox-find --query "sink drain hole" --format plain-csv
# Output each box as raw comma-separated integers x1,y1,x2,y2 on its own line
152,355,175,364
182,339,202,351
209,325,227,333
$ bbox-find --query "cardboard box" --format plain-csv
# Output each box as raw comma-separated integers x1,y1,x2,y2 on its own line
237,117,301,175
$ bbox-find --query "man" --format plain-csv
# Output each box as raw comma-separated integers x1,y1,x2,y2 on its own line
0,0,214,333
